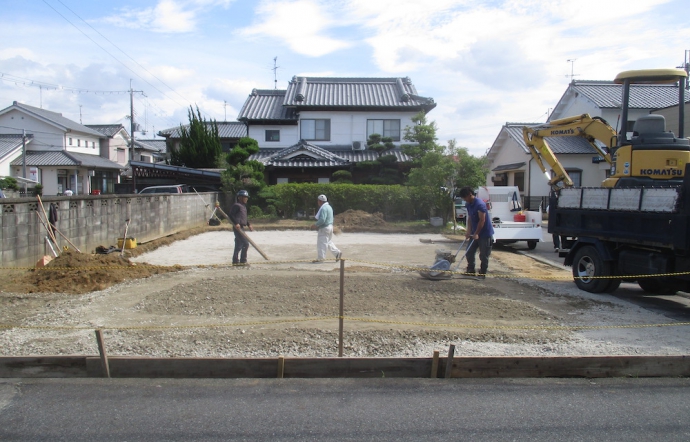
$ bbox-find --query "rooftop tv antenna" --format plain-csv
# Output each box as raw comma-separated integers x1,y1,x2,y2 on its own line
677,50,690,89
272,56,280,89
566,59,580,82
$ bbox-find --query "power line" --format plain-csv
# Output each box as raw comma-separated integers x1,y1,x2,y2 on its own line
40,0,217,122
0,72,129,94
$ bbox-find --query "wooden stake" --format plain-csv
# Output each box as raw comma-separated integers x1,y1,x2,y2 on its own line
338,258,345,357
431,350,439,378
277,355,285,378
444,344,455,379
95,329,110,378
36,196,59,251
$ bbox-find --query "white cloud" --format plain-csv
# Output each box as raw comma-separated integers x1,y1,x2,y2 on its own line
103,0,234,33
238,0,352,57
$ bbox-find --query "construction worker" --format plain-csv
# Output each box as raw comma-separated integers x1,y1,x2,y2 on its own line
228,190,253,265
460,187,494,279
311,194,342,262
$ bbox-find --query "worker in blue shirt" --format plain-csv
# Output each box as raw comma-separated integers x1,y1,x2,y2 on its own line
459,187,494,279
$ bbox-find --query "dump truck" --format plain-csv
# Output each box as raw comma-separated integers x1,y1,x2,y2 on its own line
542,68,690,294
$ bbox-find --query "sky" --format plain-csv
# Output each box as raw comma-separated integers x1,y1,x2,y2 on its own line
1,0,689,156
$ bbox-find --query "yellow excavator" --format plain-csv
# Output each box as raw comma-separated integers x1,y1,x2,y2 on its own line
523,68,689,190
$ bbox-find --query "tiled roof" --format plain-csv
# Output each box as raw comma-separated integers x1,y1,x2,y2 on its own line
0,134,32,161
2,102,104,137
158,122,246,139
237,89,298,122
86,124,127,138
249,140,411,167
568,81,688,109
135,139,167,153
504,124,600,155
283,76,436,110
10,150,124,169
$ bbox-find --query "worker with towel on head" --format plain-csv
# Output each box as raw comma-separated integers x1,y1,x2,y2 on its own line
311,194,342,263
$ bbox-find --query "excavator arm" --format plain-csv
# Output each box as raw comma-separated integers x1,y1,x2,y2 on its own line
522,114,618,190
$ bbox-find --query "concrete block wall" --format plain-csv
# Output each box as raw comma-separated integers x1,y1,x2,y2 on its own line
0,193,220,268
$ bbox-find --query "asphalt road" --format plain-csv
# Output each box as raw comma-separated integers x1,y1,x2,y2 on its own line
1,378,690,441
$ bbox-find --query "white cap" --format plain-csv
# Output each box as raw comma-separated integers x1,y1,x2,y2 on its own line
317,194,328,202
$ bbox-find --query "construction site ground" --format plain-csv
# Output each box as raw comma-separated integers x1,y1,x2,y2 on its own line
1,212,690,359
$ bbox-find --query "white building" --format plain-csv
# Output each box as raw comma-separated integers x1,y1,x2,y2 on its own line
238,76,436,184
0,102,124,195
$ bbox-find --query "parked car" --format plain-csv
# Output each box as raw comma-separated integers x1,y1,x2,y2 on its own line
139,184,189,194
454,198,467,224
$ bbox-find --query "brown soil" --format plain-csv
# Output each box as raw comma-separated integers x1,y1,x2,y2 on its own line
3,221,681,358
334,209,387,228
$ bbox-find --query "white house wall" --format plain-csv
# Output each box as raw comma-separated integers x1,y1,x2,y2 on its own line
248,125,299,148
485,135,529,187
302,111,416,146
0,110,64,151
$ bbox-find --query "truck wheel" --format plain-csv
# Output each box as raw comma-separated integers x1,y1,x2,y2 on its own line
637,278,679,295
527,240,538,250
572,246,613,293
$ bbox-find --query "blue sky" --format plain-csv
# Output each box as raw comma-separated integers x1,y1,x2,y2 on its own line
1,0,689,156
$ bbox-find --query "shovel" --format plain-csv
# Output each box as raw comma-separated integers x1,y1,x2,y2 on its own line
420,238,474,280
120,219,131,257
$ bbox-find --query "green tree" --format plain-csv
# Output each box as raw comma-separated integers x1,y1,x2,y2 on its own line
169,105,222,168
0,176,19,191
401,111,443,165
221,136,266,196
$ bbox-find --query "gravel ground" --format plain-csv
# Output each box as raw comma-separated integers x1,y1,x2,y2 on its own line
1,230,690,358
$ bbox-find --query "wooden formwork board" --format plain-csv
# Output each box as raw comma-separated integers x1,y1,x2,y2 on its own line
1,355,689,378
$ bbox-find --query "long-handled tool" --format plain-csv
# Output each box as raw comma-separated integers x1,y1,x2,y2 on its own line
420,238,474,280
120,218,131,257
236,227,270,261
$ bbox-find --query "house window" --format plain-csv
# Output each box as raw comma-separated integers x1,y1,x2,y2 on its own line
77,139,81,147
514,172,525,192
367,119,401,141
276,178,289,184
565,169,582,187
265,130,280,142
68,138,73,146
301,119,330,141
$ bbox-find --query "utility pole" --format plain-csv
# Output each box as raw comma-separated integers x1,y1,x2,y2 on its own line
224,100,227,121
22,129,27,194
678,50,690,90
79,105,82,124
128,80,144,162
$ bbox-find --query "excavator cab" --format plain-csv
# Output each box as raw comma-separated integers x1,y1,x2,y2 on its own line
604,68,689,188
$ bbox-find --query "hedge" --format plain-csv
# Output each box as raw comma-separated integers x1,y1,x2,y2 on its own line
264,183,434,221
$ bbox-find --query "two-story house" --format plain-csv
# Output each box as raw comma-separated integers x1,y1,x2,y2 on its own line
0,101,124,195
486,79,690,210
238,76,436,184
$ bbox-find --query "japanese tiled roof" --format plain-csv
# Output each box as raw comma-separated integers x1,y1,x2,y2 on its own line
237,89,298,122
10,150,124,169
85,124,126,138
249,140,411,167
0,134,32,161
569,80,688,109
158,122,247,139
504,124,601,155
135,139,167,153
283,76,436,110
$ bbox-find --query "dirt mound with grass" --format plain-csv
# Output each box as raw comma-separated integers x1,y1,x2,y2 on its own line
334,210,387,228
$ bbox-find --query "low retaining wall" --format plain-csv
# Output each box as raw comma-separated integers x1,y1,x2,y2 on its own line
0,192,224,268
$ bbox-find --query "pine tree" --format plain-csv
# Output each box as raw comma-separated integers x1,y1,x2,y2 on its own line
169,105,222,168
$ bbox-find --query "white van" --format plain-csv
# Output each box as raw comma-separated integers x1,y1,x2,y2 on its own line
139,184,189,194
475,186,543,249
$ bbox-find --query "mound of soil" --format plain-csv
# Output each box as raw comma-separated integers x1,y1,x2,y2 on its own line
4,251,180,295
334,210,387,228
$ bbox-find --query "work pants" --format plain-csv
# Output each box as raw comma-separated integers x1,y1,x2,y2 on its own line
465,236,493,275
317,225,340,260
233,228,249,263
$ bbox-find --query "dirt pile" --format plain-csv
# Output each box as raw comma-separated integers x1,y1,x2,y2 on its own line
2,251,180,294
334,209,387,228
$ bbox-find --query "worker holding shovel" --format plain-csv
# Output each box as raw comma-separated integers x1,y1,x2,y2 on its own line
228,190,254,266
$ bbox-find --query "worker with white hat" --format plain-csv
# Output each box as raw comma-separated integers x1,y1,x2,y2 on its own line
311,194,342,263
